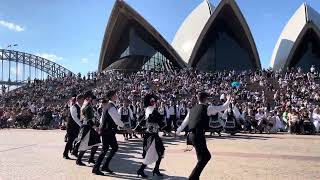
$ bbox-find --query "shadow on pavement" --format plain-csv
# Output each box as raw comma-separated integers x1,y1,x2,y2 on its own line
80,136,188,179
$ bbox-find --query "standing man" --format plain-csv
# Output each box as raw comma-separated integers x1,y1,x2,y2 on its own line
92,90,132,175
129,100,139,138
63,94,84,159
177,92,230,180
166,100,179,134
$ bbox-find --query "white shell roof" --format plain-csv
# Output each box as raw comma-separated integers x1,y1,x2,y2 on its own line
270,3,320,70
172,0,214,64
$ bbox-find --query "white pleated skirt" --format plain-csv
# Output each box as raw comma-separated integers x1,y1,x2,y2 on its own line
143,140,159,165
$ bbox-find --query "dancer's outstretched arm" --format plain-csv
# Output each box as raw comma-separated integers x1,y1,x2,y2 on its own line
176,113,190,134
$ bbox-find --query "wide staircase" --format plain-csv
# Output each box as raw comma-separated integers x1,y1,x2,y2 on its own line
244,76,281,107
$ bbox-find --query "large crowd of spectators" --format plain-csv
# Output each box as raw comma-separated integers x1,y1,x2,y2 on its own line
0,66,319,134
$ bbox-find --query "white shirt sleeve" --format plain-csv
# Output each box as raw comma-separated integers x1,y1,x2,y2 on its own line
108,106,124,127
177,112,190,134
70,106,81,127
207,99,230,116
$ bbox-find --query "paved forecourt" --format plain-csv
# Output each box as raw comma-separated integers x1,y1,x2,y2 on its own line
0,129,319,180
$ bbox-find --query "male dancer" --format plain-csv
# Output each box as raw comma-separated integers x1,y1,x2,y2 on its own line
166,100,179,134
92,90,133,175
63,94,83,159
177,92,230,180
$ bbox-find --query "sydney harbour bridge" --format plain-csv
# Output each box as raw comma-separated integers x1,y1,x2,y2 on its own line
0,49,74,93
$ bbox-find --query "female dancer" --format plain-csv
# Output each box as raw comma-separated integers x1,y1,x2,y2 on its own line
136,94,166,178
75,91,101,166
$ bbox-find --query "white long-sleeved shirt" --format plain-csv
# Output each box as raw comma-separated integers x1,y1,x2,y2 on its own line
70,104,82,127
207,100,231,116
177,99,230,134
166,105,179,119
100,101,124,128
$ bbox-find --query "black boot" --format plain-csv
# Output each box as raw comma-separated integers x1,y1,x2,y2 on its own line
76,151,86,166
88,157,95,164
63,153,70,159
153,158,163,176
137,164,148,178
92,168,104,176
101,149,116,174
88,146,98,164
101,166,114,174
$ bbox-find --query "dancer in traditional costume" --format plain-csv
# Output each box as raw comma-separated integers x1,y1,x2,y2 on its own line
75,91,101,166
118,99,134,140
93,90,132,175
177,92,230,180
136,94,166,178
63,94,83,159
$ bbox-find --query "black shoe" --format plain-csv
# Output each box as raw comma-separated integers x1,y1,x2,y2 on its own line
92,169,104,176
153,170,163,177
101,166,115,174
137,169,148,178
71,151,78,157
88,159,95,164
63,154,70,159
76,161,86,166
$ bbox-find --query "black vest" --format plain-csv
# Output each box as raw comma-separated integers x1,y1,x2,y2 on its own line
120,107,130,122
67,104,81,129
101,103,117,131
188,104,209,131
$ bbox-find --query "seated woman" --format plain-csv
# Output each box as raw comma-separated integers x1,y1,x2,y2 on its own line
301,109,315,134
264,112,274,133
288,110,301,134
255,108,267,134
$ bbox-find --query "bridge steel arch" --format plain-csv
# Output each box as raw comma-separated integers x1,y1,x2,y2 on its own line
0,49,75,85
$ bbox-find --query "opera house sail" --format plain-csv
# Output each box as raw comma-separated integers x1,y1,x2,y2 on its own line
98,0,261,73
98,0,186,72
271,3,320,71
188,0,261,72
172,0,214,64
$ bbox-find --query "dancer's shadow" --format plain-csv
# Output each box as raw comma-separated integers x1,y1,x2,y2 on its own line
82,138,187,179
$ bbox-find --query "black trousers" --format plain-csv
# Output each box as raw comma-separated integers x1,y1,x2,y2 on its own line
94,131,118,170
63,129,79,156
189,132,211,180
77,146,98,162
166,115,177,132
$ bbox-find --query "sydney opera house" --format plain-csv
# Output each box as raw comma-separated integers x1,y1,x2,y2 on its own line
98,0,320,72
271,3,320,71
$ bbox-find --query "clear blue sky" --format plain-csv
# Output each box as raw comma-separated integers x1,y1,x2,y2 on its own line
1,0,320,76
